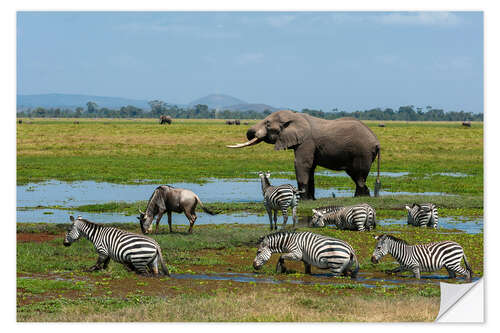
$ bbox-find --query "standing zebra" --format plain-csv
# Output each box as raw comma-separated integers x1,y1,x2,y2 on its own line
371,234,472,282
406,203,438,228
259,171,301,230
63,216,169,276
253,230,359,278
311,203,376,231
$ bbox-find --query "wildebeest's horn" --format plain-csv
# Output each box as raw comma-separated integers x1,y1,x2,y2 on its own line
226,137,261,148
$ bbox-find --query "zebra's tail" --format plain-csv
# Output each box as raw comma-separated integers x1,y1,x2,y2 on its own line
374,146,381,197
195,195,217,215
463,252,473,281
350,252,360,279
157,248,170,276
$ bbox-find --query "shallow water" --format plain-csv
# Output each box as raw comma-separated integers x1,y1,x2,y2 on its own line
17,178,452,208
170,271,478,287
379,217,483,234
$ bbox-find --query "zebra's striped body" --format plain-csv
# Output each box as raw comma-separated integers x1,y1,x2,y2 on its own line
253,231,359,278
311,204,376,231
63,216,169,276
406,203,438,228
371,234,472,282
259,172,300,230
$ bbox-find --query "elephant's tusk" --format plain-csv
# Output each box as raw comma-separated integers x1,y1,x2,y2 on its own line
226,137,261,148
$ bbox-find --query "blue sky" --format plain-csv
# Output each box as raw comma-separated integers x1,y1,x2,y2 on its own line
17,11,483,112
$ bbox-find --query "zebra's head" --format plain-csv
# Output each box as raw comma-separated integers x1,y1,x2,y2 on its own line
311,209,325,227
253,236,272,270
137,209,154,234
371,234,390,263
63,215,82,247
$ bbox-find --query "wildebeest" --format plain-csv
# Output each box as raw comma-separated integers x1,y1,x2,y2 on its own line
73,121,80,124
160,115,172,125
378,123,385,127
234,119,241,125
243,122,249,125
138,185,216,234
225,120,235,125
462,121,471,127
18,119,22,124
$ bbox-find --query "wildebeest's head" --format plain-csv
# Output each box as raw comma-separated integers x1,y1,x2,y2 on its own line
137,210,154,234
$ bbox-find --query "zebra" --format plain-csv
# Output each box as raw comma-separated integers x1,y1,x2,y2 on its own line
311,203,376,231
253,230,359,278
371,234,472,282
259,171,301,230
406,203,438,228
63,216,170,276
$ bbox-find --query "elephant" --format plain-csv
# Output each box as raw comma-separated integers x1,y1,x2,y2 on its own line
227,110,381,200
159,115,172,125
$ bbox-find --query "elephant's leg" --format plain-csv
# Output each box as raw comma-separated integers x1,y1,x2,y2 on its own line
347,168,370,197
294,148,315,200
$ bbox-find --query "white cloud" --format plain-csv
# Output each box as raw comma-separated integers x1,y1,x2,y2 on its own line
376,12,461,27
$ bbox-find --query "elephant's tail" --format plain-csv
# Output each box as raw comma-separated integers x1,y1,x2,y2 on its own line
374,146,381,197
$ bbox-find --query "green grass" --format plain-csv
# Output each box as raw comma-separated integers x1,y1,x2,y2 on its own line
17,119,483,196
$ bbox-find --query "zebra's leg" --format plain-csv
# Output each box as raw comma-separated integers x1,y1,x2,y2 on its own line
87,254,109,272
303,261,312,274
148,257,160,277
281,209,288,228
265,205,273,230
411,266,421,279
385,266,403,275
276,252,302,273
102,257,111,270
167,211,173,233
124,262,136,272
155,212,164,234
446,267,457,279
273,210,278,230
292,205,297,228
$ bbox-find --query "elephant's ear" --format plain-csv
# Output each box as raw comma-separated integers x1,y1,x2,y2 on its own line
274,112,311,150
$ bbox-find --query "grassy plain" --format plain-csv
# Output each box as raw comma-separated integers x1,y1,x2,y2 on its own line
17,118,483,196
17,223,482,322
16,118,483,322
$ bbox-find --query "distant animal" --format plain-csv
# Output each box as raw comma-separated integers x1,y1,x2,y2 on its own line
225,120,235,125
234,119,241,125
160,115,172,125
63,216,169,276
18,119,22,124
243,122,249,125
311,203,376,231
378,123,385,127
227,110,381,199
405,203,438,228
259,171,301,230
253,230,359,278
138,185,216,234
462,121,471,127
371,234,472,282
73,121,79,124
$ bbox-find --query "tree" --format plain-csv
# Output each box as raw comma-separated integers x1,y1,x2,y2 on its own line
148,100,167,117
86,101,98,116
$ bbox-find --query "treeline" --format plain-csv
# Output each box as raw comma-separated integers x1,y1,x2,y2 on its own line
16,100,483,121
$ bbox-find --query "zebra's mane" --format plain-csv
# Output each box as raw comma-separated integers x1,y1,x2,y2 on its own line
258,230,298,244
382,234,409,245
74,217,104,228
317,205,343,211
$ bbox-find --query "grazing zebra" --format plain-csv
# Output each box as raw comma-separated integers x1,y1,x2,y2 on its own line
259,171,301,230
406,203,438,228
371,234,472,282
63,216,169,276
311,203,376,231
253,230,359,278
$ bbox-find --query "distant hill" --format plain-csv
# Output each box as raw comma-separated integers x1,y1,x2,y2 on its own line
188,94,247,109
17,93,150,110
225,103,279,112
17,93,280,113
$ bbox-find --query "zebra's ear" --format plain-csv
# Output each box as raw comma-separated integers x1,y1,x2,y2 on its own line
69,215,75,222
405,205,411,211
374,235,381,240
